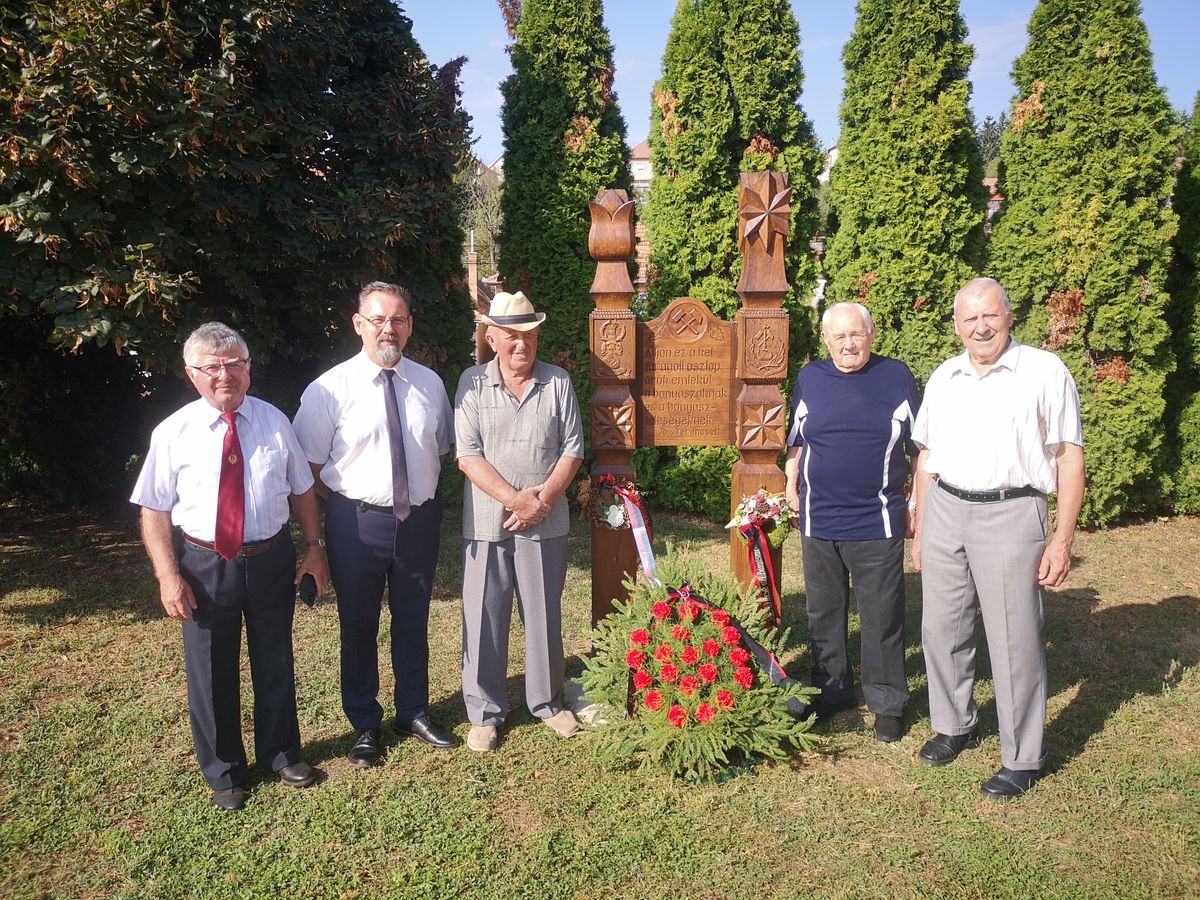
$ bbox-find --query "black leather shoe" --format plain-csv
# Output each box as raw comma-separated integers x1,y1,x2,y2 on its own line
981,766,1044,800
803,695,858,723
347,728,382,768
210,787,246,811
919,729,980,766
278,760,317,788
873,714,905,743
396,714,458,749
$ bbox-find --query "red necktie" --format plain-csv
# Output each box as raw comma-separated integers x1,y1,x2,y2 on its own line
215,411,245,559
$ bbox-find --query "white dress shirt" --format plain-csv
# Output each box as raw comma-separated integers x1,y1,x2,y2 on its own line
130,395,315,541
293,352,452,508
913,341,1083,494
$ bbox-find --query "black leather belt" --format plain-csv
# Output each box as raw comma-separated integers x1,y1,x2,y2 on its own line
937,480,1042,503
183,529,284,558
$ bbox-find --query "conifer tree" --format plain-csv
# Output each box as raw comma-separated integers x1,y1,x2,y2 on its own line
1164,93,1200,513
988,0,1181,524
823,0,986,382
497,0,631,398
645,0,821,350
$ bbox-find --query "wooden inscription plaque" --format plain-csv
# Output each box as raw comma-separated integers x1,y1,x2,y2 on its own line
635,298,736,447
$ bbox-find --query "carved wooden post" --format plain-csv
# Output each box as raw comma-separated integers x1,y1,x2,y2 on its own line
731,172,791,620
588,189,639,625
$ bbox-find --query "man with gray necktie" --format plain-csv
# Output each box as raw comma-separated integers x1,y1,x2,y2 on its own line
294,281,457,766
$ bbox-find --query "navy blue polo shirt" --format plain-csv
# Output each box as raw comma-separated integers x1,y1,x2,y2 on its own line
787,354,920,541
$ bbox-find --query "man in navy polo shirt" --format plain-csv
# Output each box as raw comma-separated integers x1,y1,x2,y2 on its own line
784,302,920,741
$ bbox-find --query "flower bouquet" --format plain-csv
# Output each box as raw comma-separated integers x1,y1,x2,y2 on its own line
582,548,818,779
726,489,797,549
577,475,643,530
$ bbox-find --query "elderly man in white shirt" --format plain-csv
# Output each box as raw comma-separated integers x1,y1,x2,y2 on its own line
293,281,455,767
911,277,1085,800
131,322,329,811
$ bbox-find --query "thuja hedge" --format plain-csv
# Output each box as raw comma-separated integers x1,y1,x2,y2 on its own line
823,0,987,383
497,0,631,404
642,0,821,520
1164,93,1200,514
988,0,1181,526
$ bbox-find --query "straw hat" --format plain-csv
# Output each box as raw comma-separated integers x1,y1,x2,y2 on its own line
478,291,545,331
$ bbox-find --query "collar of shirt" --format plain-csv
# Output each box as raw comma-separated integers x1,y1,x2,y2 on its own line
485,357,550,400
199,396,255,431
351,349,413,386
947,339,1022,379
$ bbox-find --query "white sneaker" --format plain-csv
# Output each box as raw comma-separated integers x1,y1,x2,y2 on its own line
466,725,498,752
543,709,579,738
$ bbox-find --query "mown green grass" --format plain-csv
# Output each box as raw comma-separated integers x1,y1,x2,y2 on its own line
1,503,1197,899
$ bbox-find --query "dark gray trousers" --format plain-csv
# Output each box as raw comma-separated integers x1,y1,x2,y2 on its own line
801,534,909,717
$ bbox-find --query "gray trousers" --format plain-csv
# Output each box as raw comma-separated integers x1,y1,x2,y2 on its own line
801,535,909,717
461,535,568,726
920,484,1048,770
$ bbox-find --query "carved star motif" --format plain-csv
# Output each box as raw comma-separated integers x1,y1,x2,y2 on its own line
739,183,792,254
593,402,635,448
738,401,787,449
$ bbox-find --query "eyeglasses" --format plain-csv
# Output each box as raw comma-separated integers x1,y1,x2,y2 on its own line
188,358,250,377
359,314,411,330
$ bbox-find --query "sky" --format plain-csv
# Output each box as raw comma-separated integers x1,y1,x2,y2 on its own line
402,0,1199,166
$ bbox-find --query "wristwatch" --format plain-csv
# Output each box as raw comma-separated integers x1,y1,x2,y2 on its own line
305,538,326,548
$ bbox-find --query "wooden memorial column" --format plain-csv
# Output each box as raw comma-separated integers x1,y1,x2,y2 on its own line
587,189,639,625
730,172,792,612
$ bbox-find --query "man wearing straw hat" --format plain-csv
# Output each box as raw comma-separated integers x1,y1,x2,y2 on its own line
454,291,585,752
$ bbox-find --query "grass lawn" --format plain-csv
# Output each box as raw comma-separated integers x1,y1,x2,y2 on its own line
1,500,1198,899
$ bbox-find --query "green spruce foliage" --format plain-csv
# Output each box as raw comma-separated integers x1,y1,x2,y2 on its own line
824,0,987,382
1165,93,1200,513
642,0,821,521
497,0,631,400
988,0,1181,525
0,0,470,498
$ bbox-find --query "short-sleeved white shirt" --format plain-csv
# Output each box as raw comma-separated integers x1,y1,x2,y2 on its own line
292,352,452,508
130,395,315,541
912,340,1083,494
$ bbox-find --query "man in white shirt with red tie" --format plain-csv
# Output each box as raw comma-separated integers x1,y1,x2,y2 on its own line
293,282,456,767
131,322,329,811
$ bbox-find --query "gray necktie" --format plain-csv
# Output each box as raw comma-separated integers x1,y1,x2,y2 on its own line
382,368,411,521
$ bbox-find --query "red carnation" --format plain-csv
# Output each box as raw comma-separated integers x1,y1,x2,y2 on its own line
697,662,718,684
678,675,699,697
654,643,673,662
729,647,751,667
711,609,730,626
644,690,664,712
651,601,672,621
716,689,735,709
671,624,691,642
626,649,647,669
680,645,700,665
734,666,754,689
678,599,699,623
702,638,721,658
695,702,716,724
659,663,679,684
632,669,653,692
721,625,741,646
667,704,688,728
630,628,650,647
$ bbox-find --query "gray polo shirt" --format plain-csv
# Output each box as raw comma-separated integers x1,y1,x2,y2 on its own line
454,358,584,541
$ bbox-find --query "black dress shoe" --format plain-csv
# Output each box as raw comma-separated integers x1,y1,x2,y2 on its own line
396,714,459,749
918,729,980,766
347,728,383,768
873,714,905,743
981,766,1044,800
278,760,317,788
211,786,246,811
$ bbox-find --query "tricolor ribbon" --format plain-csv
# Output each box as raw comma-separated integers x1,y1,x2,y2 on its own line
598,474,660,586
666,583,791,688
739,521,782,629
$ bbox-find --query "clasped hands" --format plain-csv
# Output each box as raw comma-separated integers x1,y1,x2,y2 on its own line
502,484,551,532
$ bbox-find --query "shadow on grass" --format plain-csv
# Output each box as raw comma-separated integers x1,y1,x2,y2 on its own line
1043,588,1200,772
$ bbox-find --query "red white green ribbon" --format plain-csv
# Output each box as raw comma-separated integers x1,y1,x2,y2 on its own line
598,474,659,586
